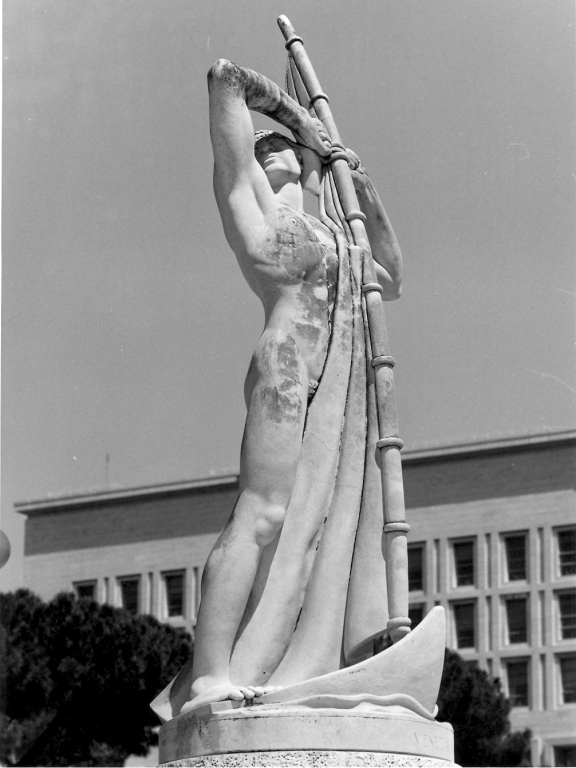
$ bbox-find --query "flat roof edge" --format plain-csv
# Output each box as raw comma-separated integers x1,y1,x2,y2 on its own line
16,430,575,514
16,475,240,515
402,429,576,462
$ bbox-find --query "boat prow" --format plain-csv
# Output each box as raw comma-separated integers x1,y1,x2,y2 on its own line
258,606,446,715
151,606,446,723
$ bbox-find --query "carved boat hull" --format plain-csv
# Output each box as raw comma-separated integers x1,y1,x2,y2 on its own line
152,606,446,722
257,605,446,716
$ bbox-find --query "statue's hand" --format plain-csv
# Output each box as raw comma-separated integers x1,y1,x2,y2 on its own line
294,113,331,158
346,149,369,191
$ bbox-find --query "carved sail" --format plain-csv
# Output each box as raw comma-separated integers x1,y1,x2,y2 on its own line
259,607,446,717
278,15,411,647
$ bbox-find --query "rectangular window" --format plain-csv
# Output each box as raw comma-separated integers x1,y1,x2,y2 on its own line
504,535,527,581
193,566,201,621
454,602,475,648
554,746,576,768
540,591,546,646
540,654,547,710
485,534,492,588
538,528,544,582
119,577,140,615
147,572,153,614
558,530,576,576
163,571,185,618
560,656,576,704
559,592,576,640
408,545,425,591
434,539,440,593
409,604,425,630
454,540,475,587
74,581,96,601
505,597,528,644
506,660,529,707
486,595,493,650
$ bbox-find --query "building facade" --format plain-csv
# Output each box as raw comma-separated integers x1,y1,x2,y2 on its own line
17,432,576,766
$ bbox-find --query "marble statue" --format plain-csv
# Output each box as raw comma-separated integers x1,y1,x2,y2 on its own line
192,56,405,710
152,18,454,766
156,56,402,715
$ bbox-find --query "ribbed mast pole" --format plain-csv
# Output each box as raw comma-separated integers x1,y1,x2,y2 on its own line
278,15,411,644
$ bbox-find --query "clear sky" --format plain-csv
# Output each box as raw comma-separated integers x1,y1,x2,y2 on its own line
2,0,575,591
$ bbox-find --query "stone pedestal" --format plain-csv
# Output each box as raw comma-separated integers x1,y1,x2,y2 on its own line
159,753,452,767
158,701,456,767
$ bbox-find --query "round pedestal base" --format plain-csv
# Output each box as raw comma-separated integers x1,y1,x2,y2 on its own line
158,703,454,766
160,750,456,766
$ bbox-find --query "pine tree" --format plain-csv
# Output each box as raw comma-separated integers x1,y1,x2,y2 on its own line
438,649,531,766
0,589,191,766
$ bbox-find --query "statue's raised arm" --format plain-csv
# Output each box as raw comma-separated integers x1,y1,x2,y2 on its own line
208,60,330,244
348,151,403,300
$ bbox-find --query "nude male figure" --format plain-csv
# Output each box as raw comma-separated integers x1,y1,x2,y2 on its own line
183,59,403,713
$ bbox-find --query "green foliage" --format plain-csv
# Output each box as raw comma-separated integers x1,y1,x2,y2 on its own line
0,589,191,767
438,649,531,767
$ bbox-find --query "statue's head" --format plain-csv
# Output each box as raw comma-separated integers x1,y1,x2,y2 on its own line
254,130,323,196
254,130,303,187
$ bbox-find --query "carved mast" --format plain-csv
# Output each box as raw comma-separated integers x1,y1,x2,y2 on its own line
278,15,411,644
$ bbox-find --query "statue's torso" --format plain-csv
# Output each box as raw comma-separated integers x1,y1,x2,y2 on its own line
239,201,339,393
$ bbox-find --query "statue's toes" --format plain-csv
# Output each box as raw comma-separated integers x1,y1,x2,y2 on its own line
180,685,229,713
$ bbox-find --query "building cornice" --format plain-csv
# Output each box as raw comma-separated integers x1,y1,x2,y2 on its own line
15,475,240,516
401,429,576,463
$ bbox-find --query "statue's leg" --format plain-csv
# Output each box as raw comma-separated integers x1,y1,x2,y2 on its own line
183,333,308,712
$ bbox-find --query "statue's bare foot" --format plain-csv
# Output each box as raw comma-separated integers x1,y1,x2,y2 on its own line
179,678,283,715
180,678,255,715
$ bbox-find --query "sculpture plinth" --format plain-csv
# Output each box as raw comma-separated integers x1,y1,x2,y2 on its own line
158,703,454,767
156,609,456,766
160,702,454,766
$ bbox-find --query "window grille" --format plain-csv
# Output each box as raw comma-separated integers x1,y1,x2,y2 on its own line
506,597,528,644
74,581,96,601
504,535,527,581
558,530,576,576
164,571,185,618
408,545,425,591
554,746,576,768
454,602,475,648
560,656,576,704
559,593,576,640
454,541,475,586
506,660,529,707
119,578,139,614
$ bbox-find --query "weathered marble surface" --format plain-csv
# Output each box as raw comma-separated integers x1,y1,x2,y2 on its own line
160,751,457,767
